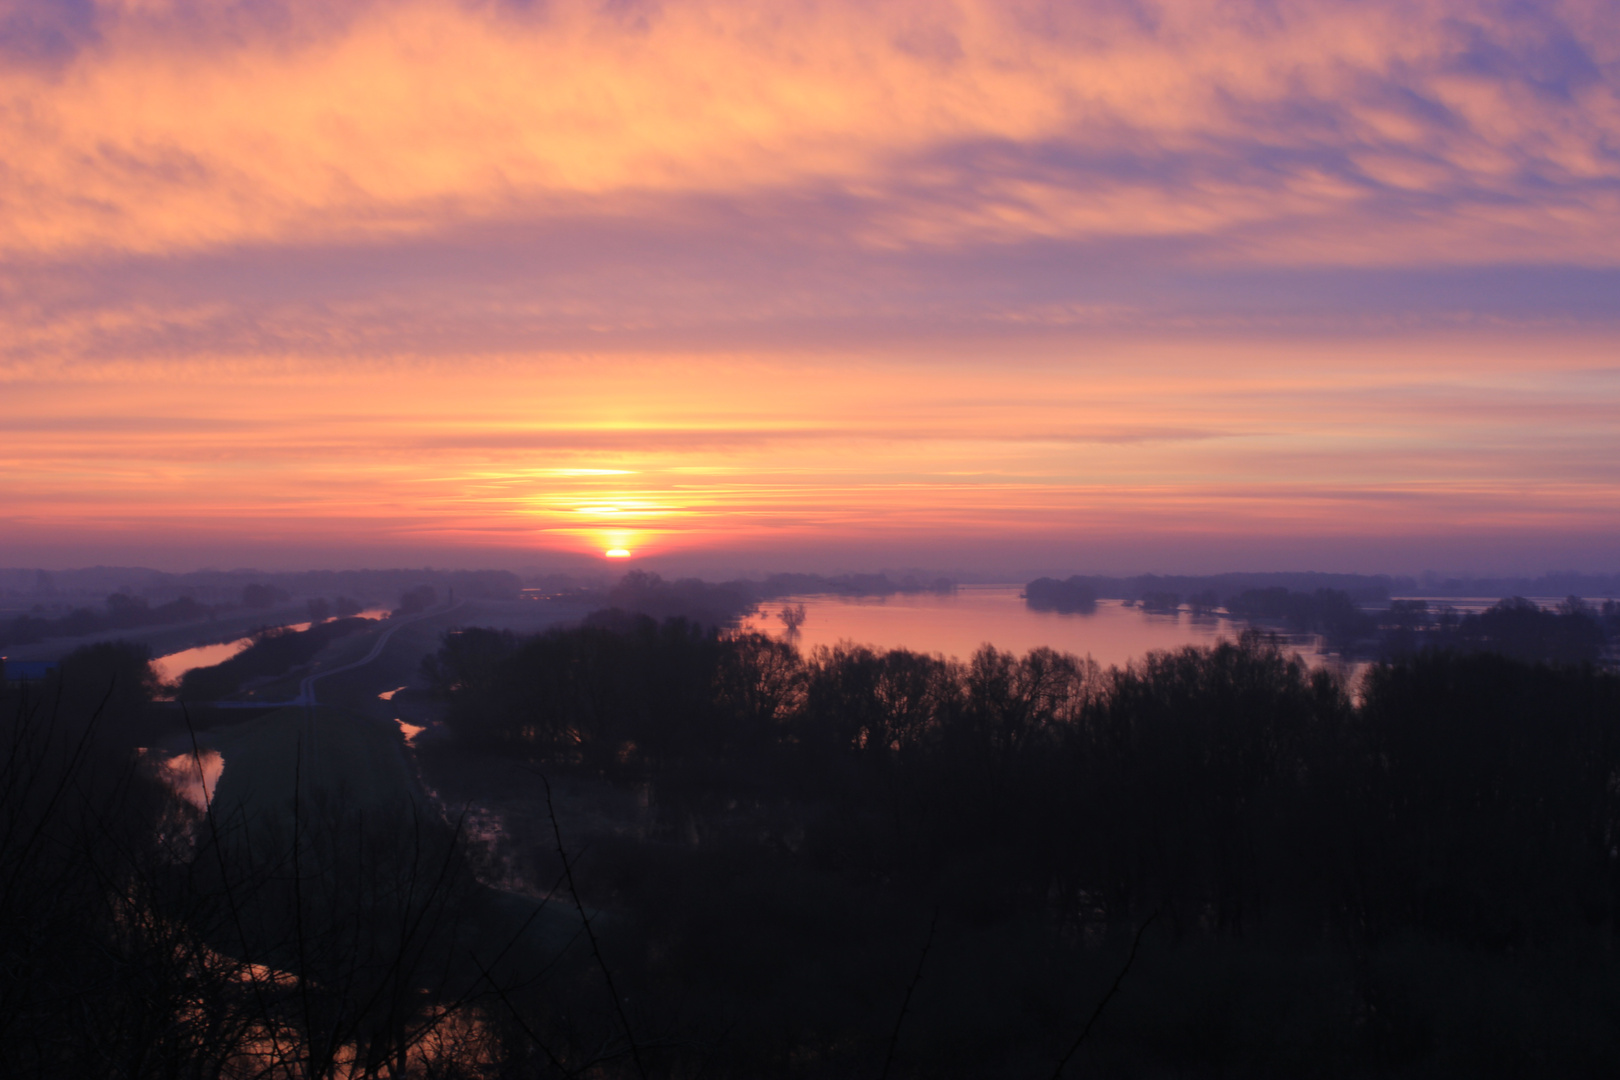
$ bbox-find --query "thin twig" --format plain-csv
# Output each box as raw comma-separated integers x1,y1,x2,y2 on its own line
879,906,938,1080
0,679,113,909
1049,910,1158,1079
467,951,578,1078
538,770,649,1080
291,737,323,1078
184,705,294,1074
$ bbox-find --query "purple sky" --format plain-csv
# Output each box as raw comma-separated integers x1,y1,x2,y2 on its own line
3,0,1618,575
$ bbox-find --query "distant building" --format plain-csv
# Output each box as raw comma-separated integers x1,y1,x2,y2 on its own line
1,658,59,683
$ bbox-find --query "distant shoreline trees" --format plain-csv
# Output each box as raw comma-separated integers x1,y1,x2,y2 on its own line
0,593,219,650
1025,576,1618,665
1024,576,1098,613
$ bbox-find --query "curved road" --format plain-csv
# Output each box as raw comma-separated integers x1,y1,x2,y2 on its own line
295,600,463,707
297,601,462,764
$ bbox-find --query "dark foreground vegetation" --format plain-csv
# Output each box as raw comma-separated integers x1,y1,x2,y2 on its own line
8,616,1620,1076
3,648,625,1080
417,618,1620,1076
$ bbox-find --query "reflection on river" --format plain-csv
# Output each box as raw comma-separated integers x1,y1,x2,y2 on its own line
738,585,1333,671
145,749,224,811
151,608,393,683
151,639,256,683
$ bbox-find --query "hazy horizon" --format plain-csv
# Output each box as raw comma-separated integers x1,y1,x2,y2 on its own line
5,557,1619,591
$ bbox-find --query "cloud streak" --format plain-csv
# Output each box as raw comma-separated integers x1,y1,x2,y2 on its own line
5,0,1620,262
2,0,1619,571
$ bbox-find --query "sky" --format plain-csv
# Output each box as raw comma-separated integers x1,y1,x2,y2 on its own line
3,0,1618,577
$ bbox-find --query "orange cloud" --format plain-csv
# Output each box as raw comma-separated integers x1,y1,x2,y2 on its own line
3,337,1617,565
5,2,1620,571
4,1,1619,263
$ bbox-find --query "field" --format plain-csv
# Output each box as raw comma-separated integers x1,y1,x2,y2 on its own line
199,705,419,820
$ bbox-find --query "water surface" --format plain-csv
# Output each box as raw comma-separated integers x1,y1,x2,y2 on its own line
146,749,224,811
152,608,393,682
739,585,1320,670
152,639,257,683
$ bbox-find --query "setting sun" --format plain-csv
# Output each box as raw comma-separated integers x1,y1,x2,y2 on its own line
0,0,1615,577
605,548,632,559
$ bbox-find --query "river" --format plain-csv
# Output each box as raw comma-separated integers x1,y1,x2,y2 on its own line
737,585,1330,670
150,608,393,683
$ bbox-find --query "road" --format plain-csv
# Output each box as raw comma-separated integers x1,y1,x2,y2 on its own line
296,601,461,765
296,600,462,706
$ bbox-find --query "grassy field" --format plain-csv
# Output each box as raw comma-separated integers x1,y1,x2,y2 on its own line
199,600,590,820
228,599,592,707
201,704,418,819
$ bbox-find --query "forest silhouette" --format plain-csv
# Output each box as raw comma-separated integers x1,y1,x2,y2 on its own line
5,587,1620,1076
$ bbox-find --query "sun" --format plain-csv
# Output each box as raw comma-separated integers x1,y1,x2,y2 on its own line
599,529,640,558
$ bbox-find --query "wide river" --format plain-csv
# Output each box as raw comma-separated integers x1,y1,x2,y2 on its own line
737,585,1330,671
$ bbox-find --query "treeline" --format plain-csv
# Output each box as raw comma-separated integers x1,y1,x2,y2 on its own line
1028,576,1620,661
0,566,522,608
409,614,1620,1072
427,619,1620,950
1417,569,1620,599
1382,595,1618,665
1025,576,1395,641
1030,569,1620,604
752,571,956,598
0,586,371,651
1025,576,1099,613
1032,571,1403,606
1222,591,1618,662
557,571,957,629
0,593,216,650
1028,574,1393,615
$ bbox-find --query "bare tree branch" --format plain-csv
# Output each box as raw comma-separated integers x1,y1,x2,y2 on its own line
1050,910,1158,1080
879,906,938,1080
537,769,649,1080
